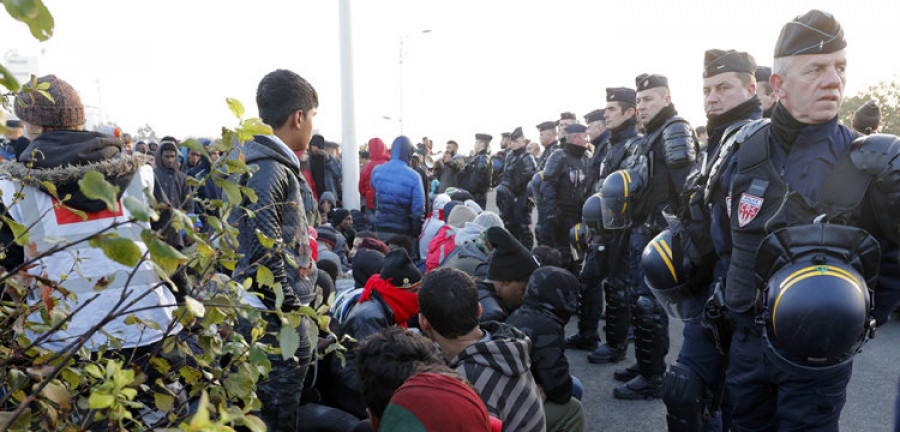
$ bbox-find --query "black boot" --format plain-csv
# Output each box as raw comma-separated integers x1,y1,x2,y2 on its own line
613,374,664,400
588,343,627,363
566,332,599,351
613,362,640,382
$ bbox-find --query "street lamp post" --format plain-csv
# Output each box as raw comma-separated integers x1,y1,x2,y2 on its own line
399,29,431,136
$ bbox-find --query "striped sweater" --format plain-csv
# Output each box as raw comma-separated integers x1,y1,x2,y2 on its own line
449,322,546,432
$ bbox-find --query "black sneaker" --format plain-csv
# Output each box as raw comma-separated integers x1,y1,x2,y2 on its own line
565,332,599,351
613,375,663,400
613,362,640,382
587,343,627,364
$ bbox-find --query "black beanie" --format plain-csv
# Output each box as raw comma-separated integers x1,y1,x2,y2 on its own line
316,225,339,247
487,226,538,281
317,258,340,284
330,208,351,227
380,249,422,288
353,248,385,288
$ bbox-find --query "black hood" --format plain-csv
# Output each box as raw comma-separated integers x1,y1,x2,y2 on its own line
11,130,139,212
523,266,579,323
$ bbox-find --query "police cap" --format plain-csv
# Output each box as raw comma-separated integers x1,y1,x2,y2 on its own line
475,133,493,143
703,49,757,78
584,109,605,124
774,9,846,57
606,87,637,104
509,127,524,140
755,66,772,83
635,73,668,92
565,123,587,134
536,121,556,132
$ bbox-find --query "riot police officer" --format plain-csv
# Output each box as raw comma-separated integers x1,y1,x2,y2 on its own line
536,120,559,171
657,48,762,432
584,109,610,192
540,123,591,267
580,87,643,363
461,133,493,209
709,10,900,430
498,126,537,249
609,73,699,400
491,132,510,188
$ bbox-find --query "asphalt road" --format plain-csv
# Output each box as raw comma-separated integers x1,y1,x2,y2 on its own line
564,318,900,431
481,190,900,431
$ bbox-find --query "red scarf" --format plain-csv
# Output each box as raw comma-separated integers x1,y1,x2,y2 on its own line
359,274,420,328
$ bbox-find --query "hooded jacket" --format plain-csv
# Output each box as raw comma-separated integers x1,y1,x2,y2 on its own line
418,193,450,259
450,321,546,432
506,266,579,404
371,136,425,235
359,137,389,209
232,135,316,311
153,141,193,213
0,130,179,351
441,236,490,281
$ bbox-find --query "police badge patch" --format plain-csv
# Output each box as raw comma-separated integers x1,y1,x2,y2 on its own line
738,193,763,227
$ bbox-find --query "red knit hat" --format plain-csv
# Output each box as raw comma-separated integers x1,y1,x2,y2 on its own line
378,373,494,432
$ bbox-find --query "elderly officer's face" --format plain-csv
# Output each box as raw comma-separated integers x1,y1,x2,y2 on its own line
703,72,756,118
774,49,846,124
636,88,670,125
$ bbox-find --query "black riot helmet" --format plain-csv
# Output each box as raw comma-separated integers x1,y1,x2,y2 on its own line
569,222,589,257
754,224,880,376
641,229,707,319
599,167,646,229
582,193,603,231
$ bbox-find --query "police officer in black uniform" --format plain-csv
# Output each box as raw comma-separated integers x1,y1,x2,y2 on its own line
540,123,592,267
610,73,699,400
491,132,510,188
706,10,900,431
584,109,611,192
654,49,762,432
461,133,493,209
582,87,644,363
498,127,537,250
536,120,559,171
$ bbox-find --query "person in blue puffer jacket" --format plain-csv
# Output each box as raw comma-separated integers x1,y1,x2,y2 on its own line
371,136,425,258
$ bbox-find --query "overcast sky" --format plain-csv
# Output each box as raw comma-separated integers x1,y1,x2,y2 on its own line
2,0,898,153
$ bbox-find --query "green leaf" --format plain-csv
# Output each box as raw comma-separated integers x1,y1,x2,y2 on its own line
226,97,245,119
181,138,209,159
240,118,273,136
214,177,242,204
154,392,174,413
97,236,141,267
255,230,275,249
84,363,103,379
141,230,187,274
1,216,28,246
122,195,158,222
78,171,120,213
88,393,114,409
243,414,267,432
0,63,20,92
3,0,54,41
239,186,258,204
278,325,300,361
223,370,253,399
184,296,205,318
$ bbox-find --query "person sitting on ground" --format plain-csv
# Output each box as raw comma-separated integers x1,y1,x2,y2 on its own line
478,226,539,323
329,249,423,418
440,210,504,281
426,204,477,272
379,373,499,432
318,191,337,224
506,266,586,432
354,326,496,431
418,193,451,259
418,267,546,432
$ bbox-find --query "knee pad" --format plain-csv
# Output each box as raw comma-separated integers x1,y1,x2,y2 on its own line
663,362,706,432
